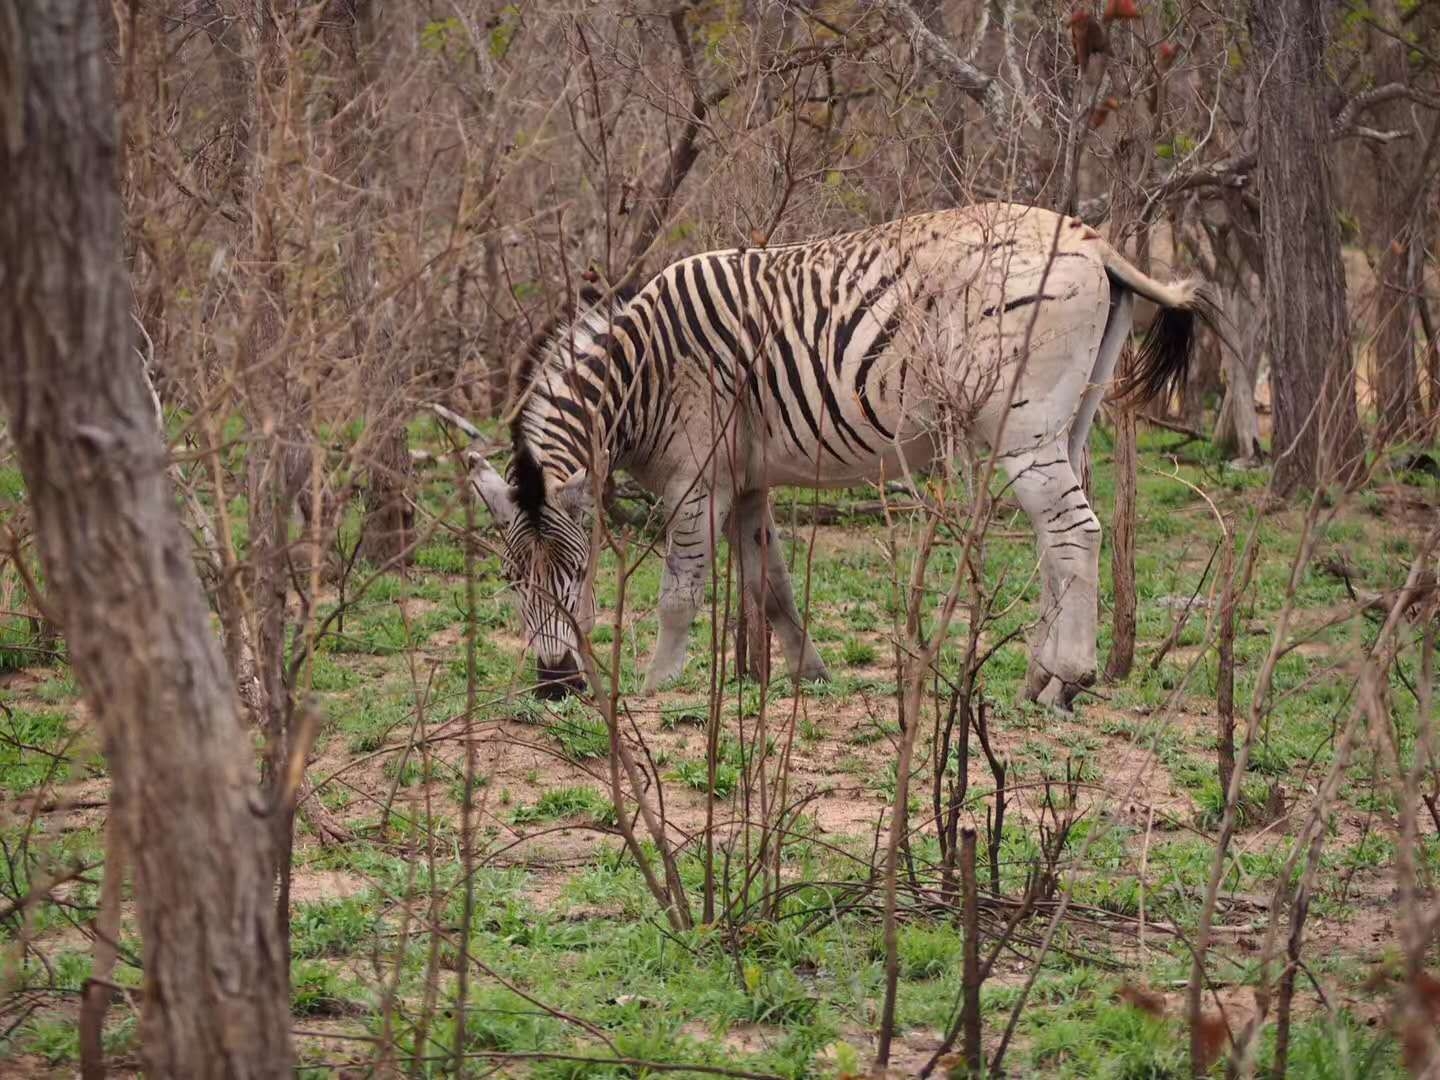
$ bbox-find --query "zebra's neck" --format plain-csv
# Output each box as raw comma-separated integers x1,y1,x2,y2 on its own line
511,289,664,497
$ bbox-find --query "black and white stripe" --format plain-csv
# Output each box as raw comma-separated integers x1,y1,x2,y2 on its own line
472,202,1218,704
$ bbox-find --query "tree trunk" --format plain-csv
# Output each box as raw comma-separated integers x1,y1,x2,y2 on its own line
1213,285,1265,462
913,0,971,205
1101,38,1154,684
339,0,415,569
1364,0,1423,443
1181,330,1224,430
1371,210,1420,442
1106,400,1138,681
734,591,771,683
359,430,415,569
0,3,293,1075
1251,0,1363,495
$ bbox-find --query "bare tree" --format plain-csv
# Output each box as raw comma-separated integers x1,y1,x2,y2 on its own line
0,2,293,1075
1251,0,1362,494
1359,0,1440,442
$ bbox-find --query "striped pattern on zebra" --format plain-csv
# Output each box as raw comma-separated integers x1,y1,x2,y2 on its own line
471,201,1220,706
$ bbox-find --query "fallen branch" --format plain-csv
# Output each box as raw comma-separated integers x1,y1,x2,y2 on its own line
1141,413,1207,443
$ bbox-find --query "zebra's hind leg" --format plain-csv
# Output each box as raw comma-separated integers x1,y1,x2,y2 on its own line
731,490,829,685
1001,440,1103,710
642,487,725,695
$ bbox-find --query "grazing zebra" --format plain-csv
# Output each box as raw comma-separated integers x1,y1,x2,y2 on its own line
471,202,1218,706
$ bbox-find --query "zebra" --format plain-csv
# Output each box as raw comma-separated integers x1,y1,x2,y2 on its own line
470,201,1219,706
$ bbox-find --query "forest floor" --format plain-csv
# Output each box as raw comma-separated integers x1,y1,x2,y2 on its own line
2,424,1438,1078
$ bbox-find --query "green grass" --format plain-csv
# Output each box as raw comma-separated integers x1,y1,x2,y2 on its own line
511,785,616,825
545,711,610,761
1,430,1430,1078
672,757,741,797
291,895,380,959
0,704,75,793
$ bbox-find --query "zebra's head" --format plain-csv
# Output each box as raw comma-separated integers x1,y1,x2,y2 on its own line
469,449,596,698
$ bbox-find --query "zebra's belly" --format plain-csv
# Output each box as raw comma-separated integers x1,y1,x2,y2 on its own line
745,406,940,490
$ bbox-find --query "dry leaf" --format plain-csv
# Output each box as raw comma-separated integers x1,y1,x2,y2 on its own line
1069,10,1109,71
1116,981,1167,1017
1413,970,1440,1022
1193,1010,1230,1073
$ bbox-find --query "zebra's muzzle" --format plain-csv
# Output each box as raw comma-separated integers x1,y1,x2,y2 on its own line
536,652,586,699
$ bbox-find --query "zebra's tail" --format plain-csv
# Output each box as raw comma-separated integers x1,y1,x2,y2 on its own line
1101,247,1224,405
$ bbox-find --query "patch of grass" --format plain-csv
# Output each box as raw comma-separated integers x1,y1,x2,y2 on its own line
15,1015,79,1065
546,712,610,761
894,923,961,980
382,754,426,787
0,616,60,674
841,638,877,666
319,601,453,656
673,758,740,797
414,541,466,574
32,672,78,702
291,895,379,959
291,959,367,1016
511,785,615,825
659,703,707,730
333,688,412,753
308,653,360,692
0,704,72,793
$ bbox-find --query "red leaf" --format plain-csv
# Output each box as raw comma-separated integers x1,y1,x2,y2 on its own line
1104,0,1142,20
1069,11,1109,70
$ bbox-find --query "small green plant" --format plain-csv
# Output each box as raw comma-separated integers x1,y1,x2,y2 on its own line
673,758,740,797
546,713,610,761
511,785,615,825
737,960,817,1025
18,1016,80,1064
841,638,877,666
894,924,961,980
291,896,376,959
291,960,364,1016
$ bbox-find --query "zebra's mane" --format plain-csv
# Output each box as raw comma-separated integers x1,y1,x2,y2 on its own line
509,284,638,522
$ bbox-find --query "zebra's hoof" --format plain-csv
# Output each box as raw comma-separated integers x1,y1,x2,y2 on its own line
794,664,831,685
641,664,684,696
1026,673,1093,712
1030,675,1065,710
1023,659,1054,703
1059,672,1096,709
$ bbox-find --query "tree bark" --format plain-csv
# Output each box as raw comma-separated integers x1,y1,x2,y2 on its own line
1370,209,1420,442
913,0,972,205
1101,35,1153,684
1106,399,1138,681
1363,0,1425,443
0,3,293,1076
1213,285,1265,462
340,0,415,569
1251,0,1363,495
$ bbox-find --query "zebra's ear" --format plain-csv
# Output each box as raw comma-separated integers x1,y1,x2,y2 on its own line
466,451,516,527
553,470,596,517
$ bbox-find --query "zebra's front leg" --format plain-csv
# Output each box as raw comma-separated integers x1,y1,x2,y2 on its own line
642,489,724,695
1002,440,1102,710
731,491,830,685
